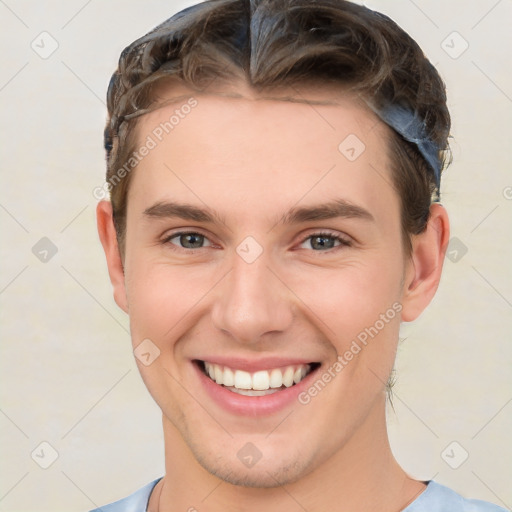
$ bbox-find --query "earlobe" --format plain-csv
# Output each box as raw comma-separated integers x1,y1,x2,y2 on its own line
96,201,129,313
400,203,450,322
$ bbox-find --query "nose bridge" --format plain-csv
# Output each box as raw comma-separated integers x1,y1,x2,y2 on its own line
211,250,293,343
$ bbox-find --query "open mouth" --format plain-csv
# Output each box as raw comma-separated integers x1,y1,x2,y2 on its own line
196,360,321,397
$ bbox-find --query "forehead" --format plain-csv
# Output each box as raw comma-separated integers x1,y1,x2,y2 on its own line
127,81,399,230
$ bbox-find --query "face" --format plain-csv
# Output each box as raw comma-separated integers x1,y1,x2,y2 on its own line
104,83,424,487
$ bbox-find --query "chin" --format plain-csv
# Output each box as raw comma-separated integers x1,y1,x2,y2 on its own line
180,425,317,488
194,451,314,488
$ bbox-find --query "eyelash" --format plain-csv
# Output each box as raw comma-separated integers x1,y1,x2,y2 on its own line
300,231,352,252
162,230,352,253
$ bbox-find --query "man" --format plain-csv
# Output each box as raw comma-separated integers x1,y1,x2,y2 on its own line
93,0,507,510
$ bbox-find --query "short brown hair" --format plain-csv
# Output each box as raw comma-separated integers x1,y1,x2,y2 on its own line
104,0,451,254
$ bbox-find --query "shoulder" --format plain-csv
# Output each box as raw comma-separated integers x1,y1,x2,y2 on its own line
88,478,162,512
405,481,509,512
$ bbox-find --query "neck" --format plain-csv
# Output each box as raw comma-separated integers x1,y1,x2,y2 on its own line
152,401,426,512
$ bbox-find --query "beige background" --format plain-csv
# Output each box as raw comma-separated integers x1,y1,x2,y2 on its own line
0,0,511,510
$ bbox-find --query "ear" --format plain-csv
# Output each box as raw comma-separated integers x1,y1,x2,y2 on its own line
96,200,128,313
400,203,450,322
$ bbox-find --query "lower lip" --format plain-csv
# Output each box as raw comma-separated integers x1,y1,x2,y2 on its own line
193,361,320,416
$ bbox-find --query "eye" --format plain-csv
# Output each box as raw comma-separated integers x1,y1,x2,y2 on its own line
162,231,350,252
299,232,351,251
164,231,213,250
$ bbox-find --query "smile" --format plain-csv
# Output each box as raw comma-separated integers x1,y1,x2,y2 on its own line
200,360,318,396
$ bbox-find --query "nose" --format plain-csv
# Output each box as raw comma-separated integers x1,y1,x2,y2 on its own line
211,252,294,345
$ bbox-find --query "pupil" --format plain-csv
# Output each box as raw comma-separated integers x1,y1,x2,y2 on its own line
312,236,334,250
182,233,203,248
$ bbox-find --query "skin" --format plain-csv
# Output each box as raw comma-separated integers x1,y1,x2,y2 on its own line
97,81,450,511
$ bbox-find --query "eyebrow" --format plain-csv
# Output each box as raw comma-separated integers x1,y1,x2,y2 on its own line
142,198,374,226
143,201,224,224
280,199,374,224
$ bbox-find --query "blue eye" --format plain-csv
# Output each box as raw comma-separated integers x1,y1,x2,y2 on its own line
163,231,350,252
165,232,212,249
300,232,351,251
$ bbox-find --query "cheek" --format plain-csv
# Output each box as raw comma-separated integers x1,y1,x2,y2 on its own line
288,257,403,337
123,256,216,345
286,256,404,389
126,272,175,341
122,260,208,413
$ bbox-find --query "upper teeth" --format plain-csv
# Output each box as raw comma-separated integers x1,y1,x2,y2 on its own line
204,362,310,390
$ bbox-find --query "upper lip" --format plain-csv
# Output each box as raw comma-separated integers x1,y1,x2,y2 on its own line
195,356,319,373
